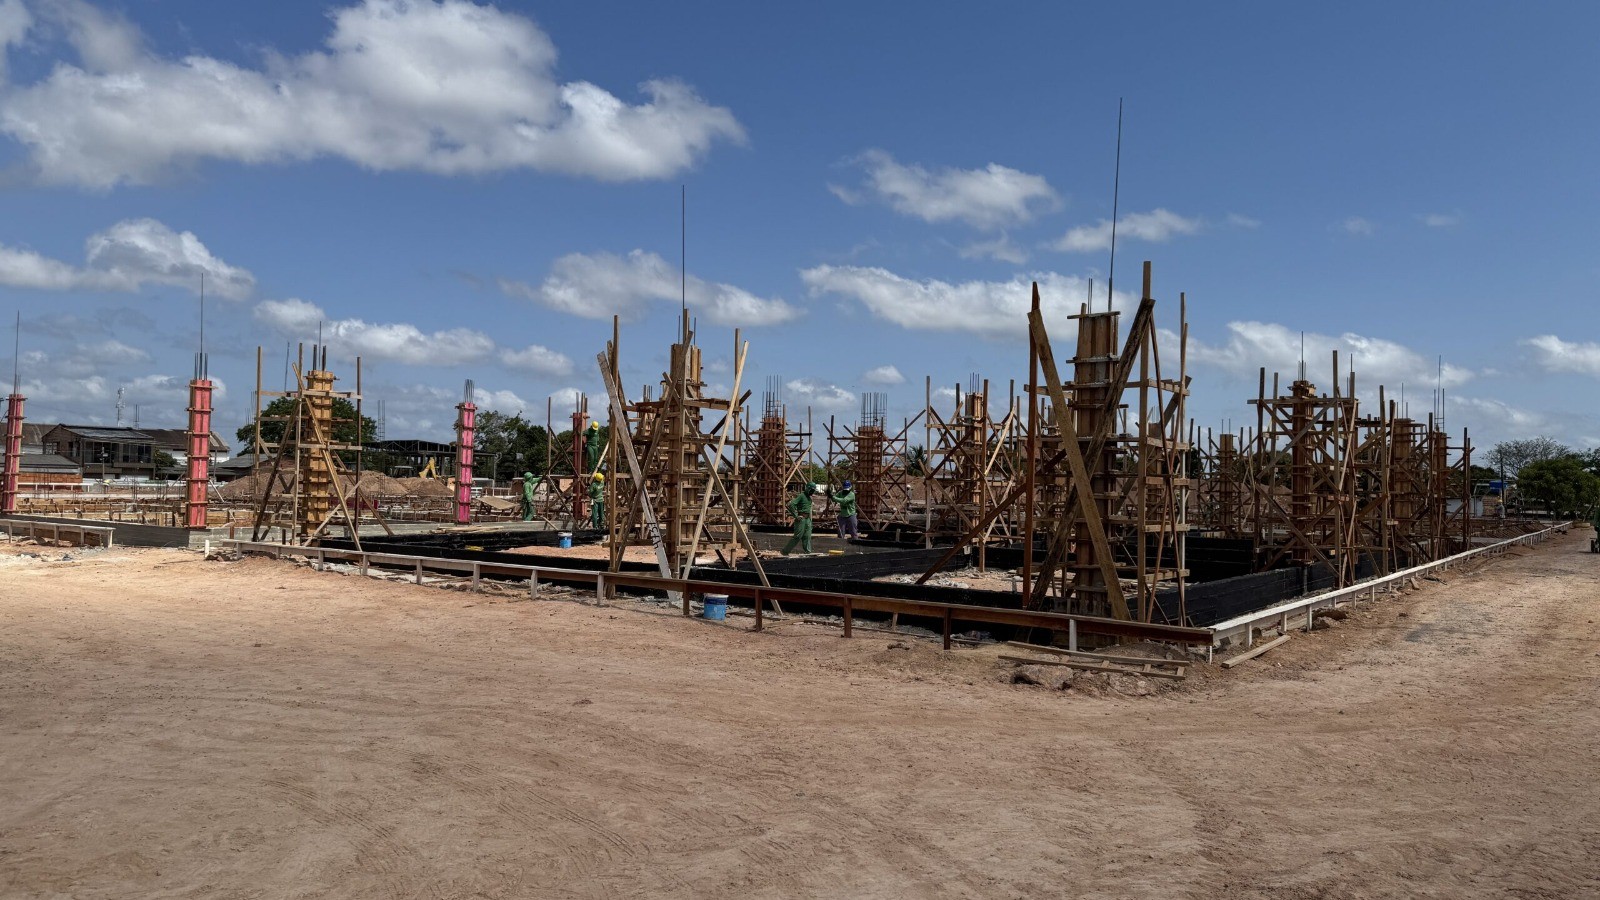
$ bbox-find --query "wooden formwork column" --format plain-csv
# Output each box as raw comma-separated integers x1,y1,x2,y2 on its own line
454,386,476,525
1067,308,1119,618
299,368,336,539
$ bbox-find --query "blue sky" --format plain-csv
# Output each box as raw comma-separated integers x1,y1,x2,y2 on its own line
0,0,1596,452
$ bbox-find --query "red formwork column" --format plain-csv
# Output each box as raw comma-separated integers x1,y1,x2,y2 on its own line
454,400,476,525
2,393,23,514
185,379,212,528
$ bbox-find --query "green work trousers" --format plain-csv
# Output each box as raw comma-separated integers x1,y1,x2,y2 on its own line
590,500,606,530
782,516,813,555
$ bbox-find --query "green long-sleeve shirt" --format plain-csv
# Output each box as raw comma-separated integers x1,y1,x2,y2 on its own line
832,489,857,517
787,491,813,518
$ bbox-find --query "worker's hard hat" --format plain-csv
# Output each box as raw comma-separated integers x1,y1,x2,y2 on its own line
587,421,600,430
842,480,853,489
592,472,605,482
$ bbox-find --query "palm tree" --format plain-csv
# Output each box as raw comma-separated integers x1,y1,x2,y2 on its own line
902,444,928,477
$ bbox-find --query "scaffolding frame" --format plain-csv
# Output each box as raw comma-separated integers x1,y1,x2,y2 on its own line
1247,361,1360,585
920,376,1021,568
598,312,769,588
824,394,920,533
248,344,384,546
916,262,1191,626
742,377,809,527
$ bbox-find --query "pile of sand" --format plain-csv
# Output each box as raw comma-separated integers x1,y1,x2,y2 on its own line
217,472,296,502
345,471,409,499
400,477,453,499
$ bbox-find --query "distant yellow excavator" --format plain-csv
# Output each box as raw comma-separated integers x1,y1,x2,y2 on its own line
417,459,440,479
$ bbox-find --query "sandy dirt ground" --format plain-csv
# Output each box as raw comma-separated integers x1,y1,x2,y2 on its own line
2,531,1599,898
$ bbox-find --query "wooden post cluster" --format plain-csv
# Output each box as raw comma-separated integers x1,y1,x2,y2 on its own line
921,376,1021,569
1216,357,1474,583
824,395,919,534
741,377,808,526
248,344,385,547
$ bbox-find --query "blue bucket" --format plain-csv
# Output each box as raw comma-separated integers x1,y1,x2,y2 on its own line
702,594,728,621
558,532,573,549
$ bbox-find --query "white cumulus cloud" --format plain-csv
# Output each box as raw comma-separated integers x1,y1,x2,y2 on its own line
1185,321,1474,393
254,298,496,366
0,218,254,298
1340,216,1375,236
1054,208,1203,253
801,264,1130,340
500,249,800,327
785,377,854,412
1418,212,1462,228
1523,335,1600,377
499,343,573,377
958,233,1028,264
831,149,1059,230
0,0,744,188
862,364,905,386
473,387,528,414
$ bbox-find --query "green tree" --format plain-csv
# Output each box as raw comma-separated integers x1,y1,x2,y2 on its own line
473,410,527,482
1485,436,1570,479
798,462,832,487
1579,447,1600,478
1515,456,1600,518
1449,464,1500,495
153,450,177,470
236,396,376,449
469,412,605,482
901,444,928,477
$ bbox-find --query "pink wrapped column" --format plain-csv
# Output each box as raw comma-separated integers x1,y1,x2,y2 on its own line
454,400,476,524
2,393,22,514
185,379,212,529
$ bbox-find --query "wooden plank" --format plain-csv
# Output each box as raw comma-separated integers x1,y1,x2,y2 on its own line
1027,301,1130,620
1220,633,1291,669
1002,641,1187,670
998,654,1187,681
596,350,674,583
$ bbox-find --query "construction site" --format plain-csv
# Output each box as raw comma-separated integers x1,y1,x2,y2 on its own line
3,260,1597,898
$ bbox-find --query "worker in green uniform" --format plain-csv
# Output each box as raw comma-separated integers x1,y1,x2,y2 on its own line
782,483,820,555
588,472,606,530
519,471,540,521
584,421,604,475
830,479,859,539
1591,504,1600,552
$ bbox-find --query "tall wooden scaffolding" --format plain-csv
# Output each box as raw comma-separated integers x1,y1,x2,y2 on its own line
1022,264,1191,621
599,312,767,582
248,344,370,546
1348,398,1395,575
919,262,1191,625
920,375,1020,565
825,394,919,532
1197,428,1249,539
1247,359,1359,584
742,378,808,526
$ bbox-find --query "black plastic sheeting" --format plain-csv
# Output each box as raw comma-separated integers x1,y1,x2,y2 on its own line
323,537,1029,625
325,534,1376,630
980,536,1257,584
1152,553,1382,626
